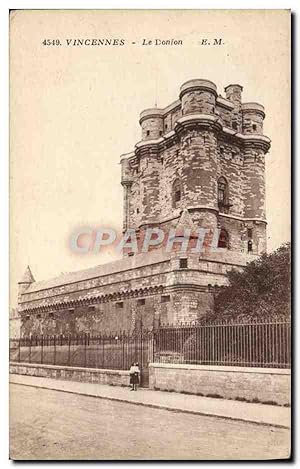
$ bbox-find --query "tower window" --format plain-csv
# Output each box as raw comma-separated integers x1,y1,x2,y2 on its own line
137,298,146,306
173,179,182,206
115,301,124,309
165,124,168,130
220,147,224,156
218,185,225,202
49,312,54,319
179,258,188,269
232,122,238,130
159,131,163,136
248,240,253,252
146,130,150,136
252,124,257,131
136,208,140,214
37,314,41,319
218,229,229,249
161,295,171,303
218,177,229,213
247,228,253,238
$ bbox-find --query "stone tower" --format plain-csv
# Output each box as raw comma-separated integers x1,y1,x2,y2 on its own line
121,79,270,256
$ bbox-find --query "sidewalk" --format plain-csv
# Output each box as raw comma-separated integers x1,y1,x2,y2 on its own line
10,374,290,429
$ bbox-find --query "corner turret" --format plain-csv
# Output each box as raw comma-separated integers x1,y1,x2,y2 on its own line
18,265,35,303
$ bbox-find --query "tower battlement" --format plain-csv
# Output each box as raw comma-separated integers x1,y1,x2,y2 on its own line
136,80,267,139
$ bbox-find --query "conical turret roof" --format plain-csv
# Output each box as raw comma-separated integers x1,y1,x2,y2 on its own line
19,265,35,284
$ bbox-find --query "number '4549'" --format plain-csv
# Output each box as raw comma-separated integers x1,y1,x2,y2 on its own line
42,39,62,46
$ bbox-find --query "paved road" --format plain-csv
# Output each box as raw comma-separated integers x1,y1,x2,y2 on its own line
10,384,290,460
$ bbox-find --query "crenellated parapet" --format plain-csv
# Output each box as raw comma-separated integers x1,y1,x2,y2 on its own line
136,79,268,140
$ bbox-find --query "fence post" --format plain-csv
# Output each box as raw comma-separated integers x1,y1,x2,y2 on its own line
29,336,32,364
18,338,21,363
152,329,156,363
102,333,105,368
84,333,87,368
152,330,155,363
134,330,137,362
96,334,100,369
122,331,125,370
41,334,44,364
140,324,143,371
68,335,71,366
53,335,56,366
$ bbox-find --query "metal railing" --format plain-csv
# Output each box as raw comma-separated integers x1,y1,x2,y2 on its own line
155,317,291,368
9,330,154,371
9,317,291,370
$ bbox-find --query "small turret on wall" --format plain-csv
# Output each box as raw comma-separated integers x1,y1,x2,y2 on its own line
242,103,265,135
18,265,35,304
224,84,243,132
139,109,164,140
224,84,243,105
179,79,217,116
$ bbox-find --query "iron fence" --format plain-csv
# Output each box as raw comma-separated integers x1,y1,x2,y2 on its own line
9,317,291,371
155,317,291,368
9,330,154,372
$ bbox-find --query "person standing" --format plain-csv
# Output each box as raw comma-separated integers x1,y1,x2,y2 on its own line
129,362,140,391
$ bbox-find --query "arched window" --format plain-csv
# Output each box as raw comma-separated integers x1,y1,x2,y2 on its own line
172,179,182,207
218,228,229,249
218,177,229,213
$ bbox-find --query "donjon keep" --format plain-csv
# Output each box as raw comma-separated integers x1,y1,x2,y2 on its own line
18,79,271,337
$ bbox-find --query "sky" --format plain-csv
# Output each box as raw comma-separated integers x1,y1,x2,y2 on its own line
10,10,290,307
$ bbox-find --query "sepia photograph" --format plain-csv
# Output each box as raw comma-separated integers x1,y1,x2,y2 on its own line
9,9,291,460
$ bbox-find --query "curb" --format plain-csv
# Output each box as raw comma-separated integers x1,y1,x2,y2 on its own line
10,380,290,430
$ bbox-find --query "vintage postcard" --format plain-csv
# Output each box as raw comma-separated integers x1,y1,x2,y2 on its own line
9,9,291,460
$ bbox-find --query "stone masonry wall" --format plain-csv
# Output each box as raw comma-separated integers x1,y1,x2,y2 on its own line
10,362,130,387
243,148,266,219
149,363,291,406
141,116,164,140
19,250,248,336
181,89,216,115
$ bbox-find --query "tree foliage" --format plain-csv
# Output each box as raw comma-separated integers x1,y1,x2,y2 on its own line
209,242,291,321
